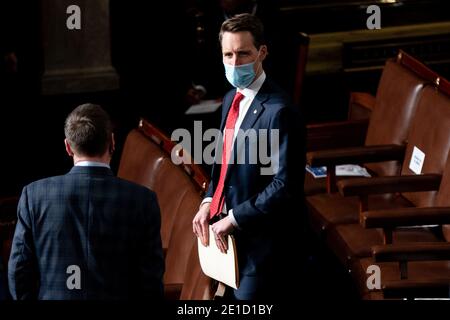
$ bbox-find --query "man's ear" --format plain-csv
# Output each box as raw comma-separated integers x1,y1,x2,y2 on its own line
109,133,115,155
259,45,268,61
65,139,74,157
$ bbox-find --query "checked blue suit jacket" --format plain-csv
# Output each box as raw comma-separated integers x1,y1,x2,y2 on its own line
8,166,164,300
205,78,306,299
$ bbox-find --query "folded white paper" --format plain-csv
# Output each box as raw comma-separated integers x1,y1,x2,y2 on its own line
197,226,239,289
336,164,371,177
306,164,371,179
185,100,222,115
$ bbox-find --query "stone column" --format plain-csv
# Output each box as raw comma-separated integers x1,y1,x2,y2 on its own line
41,0,119,94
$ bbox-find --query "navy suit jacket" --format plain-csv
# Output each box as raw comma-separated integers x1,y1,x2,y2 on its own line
8,166,164,300
205,78,306,295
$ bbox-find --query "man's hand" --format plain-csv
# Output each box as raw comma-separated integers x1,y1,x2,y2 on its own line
211,216,234,253
193,202,210,246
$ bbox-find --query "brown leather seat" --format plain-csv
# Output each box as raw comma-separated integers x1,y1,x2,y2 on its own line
314,77,450,299
330,224,441,268
308,193,414,238
306,59,441,235
323,83,450,268
179,244,215,300
162,181,202,299
305,50,438,196
350,145,450,299
117,119,210,299
354,257,450,299
118,129,171,248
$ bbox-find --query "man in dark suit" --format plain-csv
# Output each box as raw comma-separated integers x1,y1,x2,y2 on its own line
8,104,164,300
193,14,306,300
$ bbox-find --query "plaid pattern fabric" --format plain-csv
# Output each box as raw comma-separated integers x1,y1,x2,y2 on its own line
8,166,164,300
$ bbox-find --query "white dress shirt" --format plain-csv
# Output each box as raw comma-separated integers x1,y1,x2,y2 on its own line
75,161,110,169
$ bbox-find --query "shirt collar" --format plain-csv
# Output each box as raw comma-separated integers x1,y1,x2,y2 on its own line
75,161,110,169
237,71,266,99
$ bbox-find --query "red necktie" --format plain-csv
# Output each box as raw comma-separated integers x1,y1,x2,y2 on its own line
209,92,245,219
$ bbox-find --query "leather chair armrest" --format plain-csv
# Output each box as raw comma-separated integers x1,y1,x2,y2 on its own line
306,119,368,151
373,242,450,262
338,174,441,197
362,207,450,229
350,92,376,111
307,144,405,167
348,92,376,120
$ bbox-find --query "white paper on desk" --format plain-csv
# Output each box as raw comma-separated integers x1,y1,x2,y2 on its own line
185,100,222,115
336,164,371,177
306,164,371,179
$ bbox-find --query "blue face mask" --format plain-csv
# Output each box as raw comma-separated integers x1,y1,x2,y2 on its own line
224,61,256,89
223,52,261,89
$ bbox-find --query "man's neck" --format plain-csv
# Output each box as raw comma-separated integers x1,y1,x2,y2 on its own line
73,156,110,166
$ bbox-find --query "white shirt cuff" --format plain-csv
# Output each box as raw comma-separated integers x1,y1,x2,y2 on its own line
200,197,212,209
228,209,240,229
201,198,239,228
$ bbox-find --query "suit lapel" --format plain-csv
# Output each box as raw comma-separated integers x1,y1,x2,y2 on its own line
219,91,236,131
238,92,268,132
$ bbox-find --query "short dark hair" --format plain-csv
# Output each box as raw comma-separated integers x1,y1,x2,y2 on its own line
219,13,265,49
64,103,112,157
